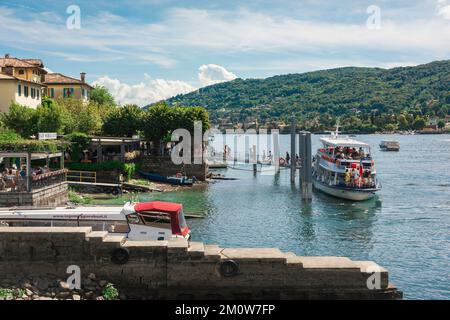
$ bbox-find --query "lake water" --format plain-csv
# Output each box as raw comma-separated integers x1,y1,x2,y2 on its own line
95,134,450,300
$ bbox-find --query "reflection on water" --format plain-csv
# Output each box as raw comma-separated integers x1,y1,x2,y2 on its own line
94,134,450,299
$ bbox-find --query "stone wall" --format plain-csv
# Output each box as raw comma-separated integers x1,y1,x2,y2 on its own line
0,227,402,300
141,156,208,181
0,182,68,207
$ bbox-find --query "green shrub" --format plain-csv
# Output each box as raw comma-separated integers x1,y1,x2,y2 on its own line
102,283,119,300
0,129,62,152
65,160,124,172
123,163,136,181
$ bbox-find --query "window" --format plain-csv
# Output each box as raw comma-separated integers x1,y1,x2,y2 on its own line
50,88,55,98
63,88,74,98
18,69,24,75
24,86,29,97
126,214,142,225
17,84,21,96
37,88,40,99
31,88,35,99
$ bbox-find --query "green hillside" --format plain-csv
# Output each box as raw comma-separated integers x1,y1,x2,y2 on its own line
165,60,450,132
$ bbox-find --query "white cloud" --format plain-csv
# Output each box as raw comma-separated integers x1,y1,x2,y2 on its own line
93,63,236,105
437,0,450,19
0,5,449,66
198,64,237,86
93,75,195,106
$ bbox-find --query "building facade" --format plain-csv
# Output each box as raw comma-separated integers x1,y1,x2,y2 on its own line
0,54,47,112
44,72,92,101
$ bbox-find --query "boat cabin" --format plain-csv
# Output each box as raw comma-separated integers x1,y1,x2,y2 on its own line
123,201,190,240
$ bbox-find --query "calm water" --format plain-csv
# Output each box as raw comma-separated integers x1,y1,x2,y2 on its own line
96,134,450,300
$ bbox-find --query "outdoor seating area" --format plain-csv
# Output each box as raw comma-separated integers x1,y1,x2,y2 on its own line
0,152,66,193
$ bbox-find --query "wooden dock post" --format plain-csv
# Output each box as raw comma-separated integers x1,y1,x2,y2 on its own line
252,145,257,175
273,130,280,173
300,132,313,200
290,116,296,183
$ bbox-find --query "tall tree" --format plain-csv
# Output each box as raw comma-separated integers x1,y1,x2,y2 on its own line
89,85,116,107
102,104,144,137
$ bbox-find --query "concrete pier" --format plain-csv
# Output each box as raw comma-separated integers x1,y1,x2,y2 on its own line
0,227,402,300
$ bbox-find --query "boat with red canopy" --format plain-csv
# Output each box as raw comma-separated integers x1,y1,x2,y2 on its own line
0,201,190,241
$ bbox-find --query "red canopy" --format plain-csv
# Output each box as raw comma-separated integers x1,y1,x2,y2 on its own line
134,201,182,214
133,201,189,237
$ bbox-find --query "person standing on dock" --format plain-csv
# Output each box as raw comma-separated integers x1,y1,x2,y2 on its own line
286,152,290,165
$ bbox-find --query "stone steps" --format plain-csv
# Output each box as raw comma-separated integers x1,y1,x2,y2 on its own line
188,241,205,258
203,244,222,261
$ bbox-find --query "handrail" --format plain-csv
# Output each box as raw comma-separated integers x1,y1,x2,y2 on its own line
66,170,97,183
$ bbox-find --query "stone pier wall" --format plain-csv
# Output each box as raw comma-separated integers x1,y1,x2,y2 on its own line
141,156,208,181
0,227,402,300
0,182,68,207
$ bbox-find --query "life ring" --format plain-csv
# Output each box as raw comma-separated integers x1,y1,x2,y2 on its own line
111,247,130,265
279,158,286,166
219,260,239,277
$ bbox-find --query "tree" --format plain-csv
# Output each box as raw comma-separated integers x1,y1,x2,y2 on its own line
102,104,144,137
142,102,173,145
1,103,36,138
65,132,91,162
397,114,409,130
142,102,210,155
57,98,104,135
90,85,116,107
413,116,426,130
437,119,445,129
34,97,64,134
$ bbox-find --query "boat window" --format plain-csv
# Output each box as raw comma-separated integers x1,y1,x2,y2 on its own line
141,212,170,225
178,209,187,229
126,213,142,225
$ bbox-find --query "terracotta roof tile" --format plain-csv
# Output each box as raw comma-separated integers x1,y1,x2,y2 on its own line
44,73,92,88
0,57,37,68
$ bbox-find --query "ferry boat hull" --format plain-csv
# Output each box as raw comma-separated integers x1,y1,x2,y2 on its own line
313,179,378,201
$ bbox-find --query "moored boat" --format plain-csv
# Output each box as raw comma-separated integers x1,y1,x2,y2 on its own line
379,140,400,151
139,171,194,186
0,201,190,241
312,129,381,201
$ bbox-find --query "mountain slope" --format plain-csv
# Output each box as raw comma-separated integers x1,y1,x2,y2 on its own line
165,60,450,125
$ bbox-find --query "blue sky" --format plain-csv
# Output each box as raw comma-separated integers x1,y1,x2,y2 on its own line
0,0,449,105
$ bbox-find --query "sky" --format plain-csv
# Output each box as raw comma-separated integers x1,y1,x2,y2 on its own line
0,0,449,106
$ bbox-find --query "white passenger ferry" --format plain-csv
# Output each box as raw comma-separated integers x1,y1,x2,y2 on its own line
312,129,381,201
0,201,190,241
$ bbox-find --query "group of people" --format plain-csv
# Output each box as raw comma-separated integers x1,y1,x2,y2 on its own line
333,146,370,161
0,164,26,191
0,164,51,191
344,167,375,188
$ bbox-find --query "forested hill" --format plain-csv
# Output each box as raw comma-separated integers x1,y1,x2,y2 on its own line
165,60,450,130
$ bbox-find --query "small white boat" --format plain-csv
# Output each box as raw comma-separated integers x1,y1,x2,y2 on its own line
312,128,381,201
379,140,400,151
0,201,190,241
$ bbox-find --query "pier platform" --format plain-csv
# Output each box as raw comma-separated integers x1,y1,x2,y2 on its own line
0,227,402,300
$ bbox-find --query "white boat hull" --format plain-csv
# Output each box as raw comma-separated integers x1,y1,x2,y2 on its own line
313,180,378,201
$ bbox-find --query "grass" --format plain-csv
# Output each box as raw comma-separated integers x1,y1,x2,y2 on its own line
68,190,93,205
128,178,155,187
